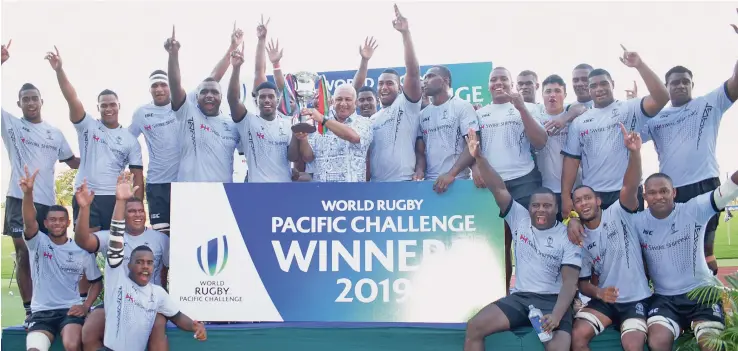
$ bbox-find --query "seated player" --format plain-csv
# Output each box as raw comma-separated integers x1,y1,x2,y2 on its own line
462,130,582,351
19,166,102,351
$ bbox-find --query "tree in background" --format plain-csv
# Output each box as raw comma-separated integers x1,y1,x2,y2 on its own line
55,169,78,206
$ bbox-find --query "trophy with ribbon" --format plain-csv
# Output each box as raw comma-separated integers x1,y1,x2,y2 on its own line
291,71,319,133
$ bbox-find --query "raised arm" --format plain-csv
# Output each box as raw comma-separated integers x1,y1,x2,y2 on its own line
228,44,248,123
304,109,361,143
619,123,642,211
507,92,547,149
619,45,669,117
466,129,512,210
1,40,9,65
252,16,269,89
19,166,40,240
165,26,187,111
107,172,139,268
45,46,85,123
392,5,421,102
352,37,377,92
73,180,100,253
209,22,244,82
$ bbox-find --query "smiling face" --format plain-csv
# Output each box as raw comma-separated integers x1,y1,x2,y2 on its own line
488,68,513,101
588,74,615,108
44,210,69,237
97,94,120,126
128,249,154,286
357,91,377,117
572,68,592,101
573,186,602,223
150,82,170,106
257,88,278,116
644,176,677,219
197,80,222,116
125,201,146,233
333,85,357,120
377,73,400,107
18,89,43,121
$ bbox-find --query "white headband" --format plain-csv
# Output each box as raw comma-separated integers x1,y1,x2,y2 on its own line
150,74,168,86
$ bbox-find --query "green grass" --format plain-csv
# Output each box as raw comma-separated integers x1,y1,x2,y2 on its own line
713,212,738,259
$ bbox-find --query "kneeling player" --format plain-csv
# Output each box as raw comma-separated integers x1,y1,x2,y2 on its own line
73,179,170,351
19,166,102,351
635,170,738,351
568,124,650,351
99,172,205,350
462,131,581,351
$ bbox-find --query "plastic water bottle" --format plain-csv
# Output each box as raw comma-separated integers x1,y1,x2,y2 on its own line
528,305,552,343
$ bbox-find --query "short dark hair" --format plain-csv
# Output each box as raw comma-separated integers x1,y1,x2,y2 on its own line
358,86,377,96
517,70,538,80
541,74,566,92
572,185,599,198
18,83,40,99
255,81,278,95
380,69,401,85
97,89,118,101
131,245,153,259
149,70,167,77
664,65,693,83
46,205,69,218
574,63,593,71
126,197,144,207
645,173,673,187
588,68,613,81
432,65,452,88
532,187,556,198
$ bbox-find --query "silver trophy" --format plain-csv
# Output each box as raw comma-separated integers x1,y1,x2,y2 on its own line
292,71,319,133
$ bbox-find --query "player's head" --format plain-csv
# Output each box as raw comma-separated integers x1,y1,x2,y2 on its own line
488,67,513,101
357,86,378,117
572,185,602,223
125,197,147,234
528,187,559,230
664,65,694,107
377,69,402,107
541,74,567,112
44,205,70,238
128,245,154,286
572,63,593,101
516,70,539,103
255,81,279,117
644,173,677,219
149,70,170,107
588,69,615,108
423,66,452,97
17,83,43,120
97,89,120,127
333,84,357,121
196,77,222,117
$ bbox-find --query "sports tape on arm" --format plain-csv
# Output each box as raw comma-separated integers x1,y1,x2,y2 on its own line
107,219,126,268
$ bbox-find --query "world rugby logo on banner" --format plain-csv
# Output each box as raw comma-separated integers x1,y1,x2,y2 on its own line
180,235,242,304
197,235,229,276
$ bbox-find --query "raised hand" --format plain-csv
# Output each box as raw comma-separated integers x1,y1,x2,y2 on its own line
115,171,139,201
231,21,244,49
619,44,643,69
266,39,283,65
44,46,63,71
19,165,39,194
1,39,10,64
230,43,245,67
164,26,181,54
466,128,481,159
392,4,409,33
74,179,95,208
620,122,642,152
256,15,270,40
596,286,619,303
731,8,738,33
625,80,638,100
359,36,378,60
193,320,207,341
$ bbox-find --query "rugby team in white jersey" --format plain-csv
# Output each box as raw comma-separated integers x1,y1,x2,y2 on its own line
2,5,738,351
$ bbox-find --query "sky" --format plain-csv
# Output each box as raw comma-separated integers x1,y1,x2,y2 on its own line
1,1,737,198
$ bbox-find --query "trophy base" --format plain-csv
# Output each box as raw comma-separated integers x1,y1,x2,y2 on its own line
291,123,317,134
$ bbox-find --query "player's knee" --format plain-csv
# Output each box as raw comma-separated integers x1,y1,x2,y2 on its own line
62,335,81,351
692,320,724,341
152,223,170,236
574,310,605,336
620,318,647,351
26,331,52,351
647,316,679,350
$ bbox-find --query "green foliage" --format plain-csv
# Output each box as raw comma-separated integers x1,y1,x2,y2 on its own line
55,169,78,206
676,274,738,351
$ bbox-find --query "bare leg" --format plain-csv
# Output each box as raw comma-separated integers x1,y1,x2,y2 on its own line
81,308,105,351
545,330,572,351
621,329,647,351
464,302,511,351
13,237,33,316
647,324,675,351
571,308,612,351
61,323,83,351
147,314,169,351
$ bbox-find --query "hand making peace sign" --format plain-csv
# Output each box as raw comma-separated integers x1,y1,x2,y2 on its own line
19,165,39,195
230,42,246,67
256,15,270,40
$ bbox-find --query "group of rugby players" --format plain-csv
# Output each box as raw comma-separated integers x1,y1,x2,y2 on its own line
2,4,738,351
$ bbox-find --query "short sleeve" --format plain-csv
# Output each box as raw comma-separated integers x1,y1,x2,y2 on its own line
561,240,583,269
23,231,44,251
579,250,592,279
459,101,479,136
561,119,582,159
95,231,110,255
685,191,720,225
128,109,144,138
400,93,422,115
155,286,180,318
73,113,99,133
173,91,198,120
640,121,653,143
501,199,527,225
57,132,75,162
161,234,171,268
703,82,735,117
84,252,103,281
624,97,649,130
128,136,144,168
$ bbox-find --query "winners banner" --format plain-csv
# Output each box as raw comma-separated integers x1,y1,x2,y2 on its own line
170,181,505,323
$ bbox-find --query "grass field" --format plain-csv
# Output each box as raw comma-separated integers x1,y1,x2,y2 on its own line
0,213,735,328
